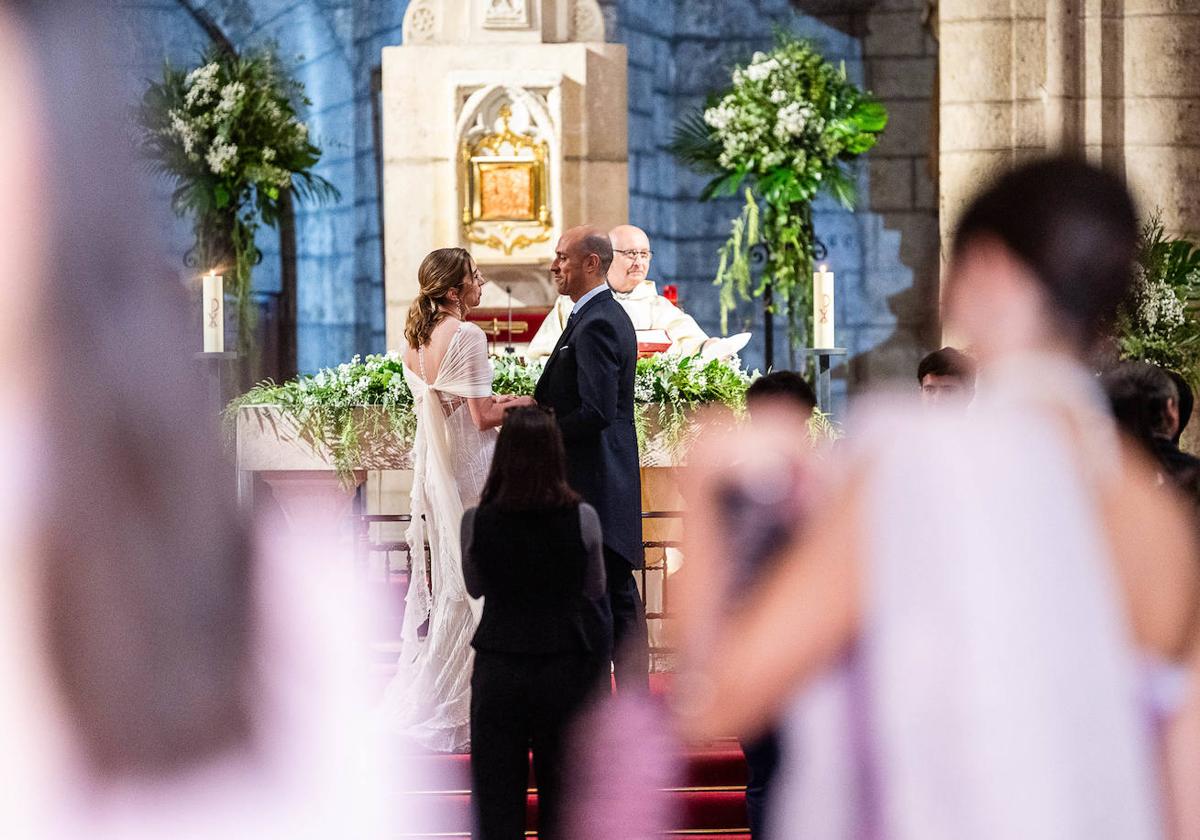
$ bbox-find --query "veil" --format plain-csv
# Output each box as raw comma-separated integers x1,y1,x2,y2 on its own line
399,324,493,658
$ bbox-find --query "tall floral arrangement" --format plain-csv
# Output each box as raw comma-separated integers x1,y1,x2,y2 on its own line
137,46,339,349
1114,213,1200,382
671,32,886,356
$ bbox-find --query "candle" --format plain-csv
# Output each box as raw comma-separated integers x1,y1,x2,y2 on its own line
202,270,224,353
812,264,835,349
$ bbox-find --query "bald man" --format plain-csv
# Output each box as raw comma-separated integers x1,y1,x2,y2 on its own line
534,225,648,692
526,224,712,360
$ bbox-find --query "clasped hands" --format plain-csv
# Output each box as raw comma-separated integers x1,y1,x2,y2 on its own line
492,394,537,412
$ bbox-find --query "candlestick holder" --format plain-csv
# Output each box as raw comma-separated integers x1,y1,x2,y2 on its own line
195,351,239,417
803,347,846,415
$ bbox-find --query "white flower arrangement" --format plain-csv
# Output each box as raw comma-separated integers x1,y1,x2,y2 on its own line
1115,213,1200,380
227,353,768,477
138,47,338,352
673,33,887,350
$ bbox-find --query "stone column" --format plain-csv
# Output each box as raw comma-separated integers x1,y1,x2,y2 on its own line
938,0,1049,250
1121,0,1200,237
940,0,1200,247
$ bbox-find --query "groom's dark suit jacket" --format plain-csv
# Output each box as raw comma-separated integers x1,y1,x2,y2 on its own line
534,289,643,569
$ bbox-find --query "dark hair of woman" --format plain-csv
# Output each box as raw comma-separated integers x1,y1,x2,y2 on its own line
479,406,581,511
11,0,257,779
952,156,1138,344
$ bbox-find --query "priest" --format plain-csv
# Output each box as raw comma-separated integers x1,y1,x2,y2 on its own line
526,224,714,359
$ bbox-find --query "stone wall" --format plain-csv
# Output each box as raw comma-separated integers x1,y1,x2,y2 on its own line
940,0,1200,248
601,0,940,394
119,0,406,372
121,0,942,394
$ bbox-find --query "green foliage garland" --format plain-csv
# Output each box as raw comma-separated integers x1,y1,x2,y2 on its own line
671,32,887,354
227,353,837,480
137,46,339,350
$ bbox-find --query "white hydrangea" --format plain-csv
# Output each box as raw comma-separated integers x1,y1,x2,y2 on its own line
1137,278,1186,333
704,104,735,132
184,62,220,109
769,88,788,104
774,101,812,141
742,57,779,84
215,81,247,119
168,109,201,159
762,149,786,168
205,136,238,175
262,147,277,163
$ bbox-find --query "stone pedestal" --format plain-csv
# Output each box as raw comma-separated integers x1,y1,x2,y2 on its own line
381,0,628,351
235,406,412,531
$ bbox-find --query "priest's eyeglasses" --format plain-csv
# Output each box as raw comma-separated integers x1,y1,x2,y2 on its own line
615,249,653,261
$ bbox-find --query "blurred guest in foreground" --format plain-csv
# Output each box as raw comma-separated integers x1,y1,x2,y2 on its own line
1104,361,1200,501
738,371,818,840
0,2,387,837
675,158,1200,840
917,346,976,408
464,406,611,840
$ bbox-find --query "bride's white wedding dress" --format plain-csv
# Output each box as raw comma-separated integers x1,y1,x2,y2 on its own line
381,322,496,752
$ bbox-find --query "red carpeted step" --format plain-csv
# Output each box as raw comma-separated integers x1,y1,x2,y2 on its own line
673,787,748,831
399,791,539,834
395,740,747,793
683,739,748,788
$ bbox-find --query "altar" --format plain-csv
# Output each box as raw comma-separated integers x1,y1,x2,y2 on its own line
235,402,702,653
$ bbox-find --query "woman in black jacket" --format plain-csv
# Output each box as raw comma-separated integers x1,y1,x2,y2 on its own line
462,405,612,840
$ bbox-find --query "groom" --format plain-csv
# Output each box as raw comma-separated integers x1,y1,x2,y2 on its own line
534,225,648,692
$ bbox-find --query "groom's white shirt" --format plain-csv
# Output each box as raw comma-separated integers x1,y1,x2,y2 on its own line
569,282,612,318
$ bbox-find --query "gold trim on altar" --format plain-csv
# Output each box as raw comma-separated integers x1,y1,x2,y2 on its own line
460,103,552,255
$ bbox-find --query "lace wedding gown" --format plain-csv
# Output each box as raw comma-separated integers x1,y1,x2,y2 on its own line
381,322,496,752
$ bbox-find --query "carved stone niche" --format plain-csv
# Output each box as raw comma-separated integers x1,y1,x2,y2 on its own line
484,0,532,30
403,0,605,45
456,85,559,265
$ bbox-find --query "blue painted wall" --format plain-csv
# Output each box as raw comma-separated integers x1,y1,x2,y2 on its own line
119,0,407,373
121,0,938,395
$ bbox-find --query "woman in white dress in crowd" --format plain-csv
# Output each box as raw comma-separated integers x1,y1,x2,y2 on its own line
676,158,1200,839
0,2,391,837
382,248,534,752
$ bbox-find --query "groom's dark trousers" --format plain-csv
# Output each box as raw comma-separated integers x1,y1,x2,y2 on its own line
534,289,649,691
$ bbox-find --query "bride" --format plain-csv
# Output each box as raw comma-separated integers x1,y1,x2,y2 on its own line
382,247,533,752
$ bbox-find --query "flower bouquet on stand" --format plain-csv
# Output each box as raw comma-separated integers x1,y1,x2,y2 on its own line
671,32,887,367
137,46,338,355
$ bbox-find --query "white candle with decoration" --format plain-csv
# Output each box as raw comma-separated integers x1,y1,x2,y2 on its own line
812,263,835,348
202,270,224,353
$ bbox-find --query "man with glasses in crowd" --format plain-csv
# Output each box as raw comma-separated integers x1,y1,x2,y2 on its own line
526,224,714,359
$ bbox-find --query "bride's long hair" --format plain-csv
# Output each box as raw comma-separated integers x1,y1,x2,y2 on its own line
404,247,474,348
